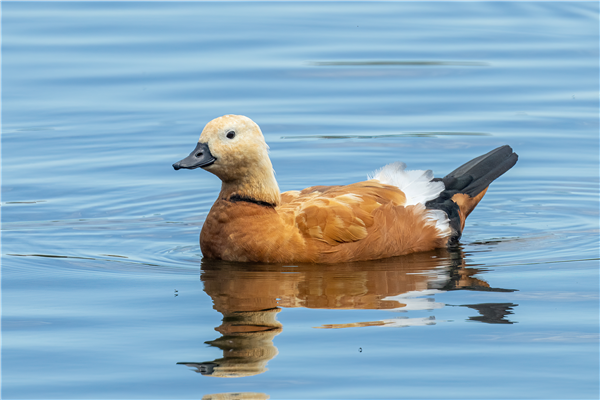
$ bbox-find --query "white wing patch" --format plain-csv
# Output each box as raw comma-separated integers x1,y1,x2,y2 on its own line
369,162,450,236
424,208,452,237
369,162,444,206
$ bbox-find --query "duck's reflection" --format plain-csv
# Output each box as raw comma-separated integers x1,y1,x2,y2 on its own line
178,248,516,377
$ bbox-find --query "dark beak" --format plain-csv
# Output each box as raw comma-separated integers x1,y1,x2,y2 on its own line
173,142,216,170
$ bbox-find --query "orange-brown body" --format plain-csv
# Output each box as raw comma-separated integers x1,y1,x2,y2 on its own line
200,182,464,263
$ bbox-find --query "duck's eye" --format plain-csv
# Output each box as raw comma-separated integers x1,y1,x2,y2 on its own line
226,131,236,139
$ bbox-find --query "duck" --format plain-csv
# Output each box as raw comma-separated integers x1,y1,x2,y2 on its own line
173,115,518,264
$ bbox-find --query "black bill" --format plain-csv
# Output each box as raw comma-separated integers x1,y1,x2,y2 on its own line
173,142,216,170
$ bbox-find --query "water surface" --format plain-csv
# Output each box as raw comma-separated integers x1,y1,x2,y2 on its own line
2,2,599,399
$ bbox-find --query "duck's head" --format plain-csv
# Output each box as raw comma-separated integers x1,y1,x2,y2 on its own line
173,115,280,205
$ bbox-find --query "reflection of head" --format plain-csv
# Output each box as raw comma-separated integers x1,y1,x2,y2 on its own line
178,308,281,378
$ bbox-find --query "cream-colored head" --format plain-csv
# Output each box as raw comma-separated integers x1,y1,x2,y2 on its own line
174,115,280,206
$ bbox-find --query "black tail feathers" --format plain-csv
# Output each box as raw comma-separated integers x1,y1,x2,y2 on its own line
441,145,518,197
426,145,518,245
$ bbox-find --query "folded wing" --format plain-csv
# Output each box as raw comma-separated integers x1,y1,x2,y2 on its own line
279,181,408,246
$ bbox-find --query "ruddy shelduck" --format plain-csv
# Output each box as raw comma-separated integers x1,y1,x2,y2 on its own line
173,115,518,263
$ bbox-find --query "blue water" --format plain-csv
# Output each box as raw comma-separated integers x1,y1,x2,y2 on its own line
2,2,598,399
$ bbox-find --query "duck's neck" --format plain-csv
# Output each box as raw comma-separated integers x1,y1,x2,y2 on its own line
219,169,281,207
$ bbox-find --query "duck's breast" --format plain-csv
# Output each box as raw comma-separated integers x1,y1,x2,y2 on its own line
200,200,307,263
